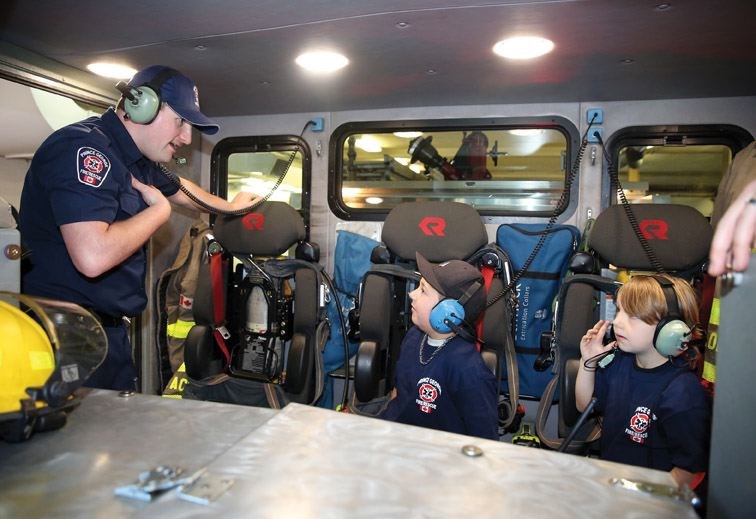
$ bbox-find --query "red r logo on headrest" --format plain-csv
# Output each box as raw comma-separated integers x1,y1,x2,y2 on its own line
419,217,446,236
242,213,264,231
639,219,668,240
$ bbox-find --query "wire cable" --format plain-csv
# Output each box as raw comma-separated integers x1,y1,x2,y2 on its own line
486,115,596,308
161,120,315,216
595,136,664,272
320,272,351,409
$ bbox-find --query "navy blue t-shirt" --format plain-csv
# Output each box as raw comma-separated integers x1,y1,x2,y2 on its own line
594,350,710,472
19,108,179,316
381,326,499,440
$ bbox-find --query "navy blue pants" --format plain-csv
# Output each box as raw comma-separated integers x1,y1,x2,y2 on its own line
84,323,136,391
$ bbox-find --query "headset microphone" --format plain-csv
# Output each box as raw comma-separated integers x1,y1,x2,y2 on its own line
446,319,484,346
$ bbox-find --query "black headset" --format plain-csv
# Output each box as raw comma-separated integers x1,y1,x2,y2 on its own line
429,281,481,335
115,68,181,125
650,276,692,357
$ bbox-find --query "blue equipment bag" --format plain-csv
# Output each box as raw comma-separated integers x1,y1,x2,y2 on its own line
496,223,579,399
318,230,380,409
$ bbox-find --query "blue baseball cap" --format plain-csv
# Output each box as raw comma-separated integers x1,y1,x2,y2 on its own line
128,65,219,135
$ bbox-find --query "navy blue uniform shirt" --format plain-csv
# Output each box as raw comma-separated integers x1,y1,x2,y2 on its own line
381,326,499,440
594,350,710,473
19,108,179,316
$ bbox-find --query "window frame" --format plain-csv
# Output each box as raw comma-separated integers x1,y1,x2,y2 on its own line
603,124,754,211
210,135,312,237
328,116,581,221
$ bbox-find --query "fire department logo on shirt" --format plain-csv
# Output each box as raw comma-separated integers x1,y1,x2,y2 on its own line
416,377,441,414
77,147,111,188
625,406,653,444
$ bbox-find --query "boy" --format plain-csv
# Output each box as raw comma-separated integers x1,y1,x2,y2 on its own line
380,252,498,440
575,274,710,488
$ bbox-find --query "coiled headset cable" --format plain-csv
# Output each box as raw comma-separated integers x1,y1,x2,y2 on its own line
160,120,315,216
595,135,664,272
486,115,597,308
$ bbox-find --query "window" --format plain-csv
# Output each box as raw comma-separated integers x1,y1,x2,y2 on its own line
607,125,753,217
211,135,311,231
329,117,579,220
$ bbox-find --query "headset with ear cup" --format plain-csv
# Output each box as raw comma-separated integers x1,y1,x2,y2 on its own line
115,68,181,125
429,280,481,334
651,276,692,357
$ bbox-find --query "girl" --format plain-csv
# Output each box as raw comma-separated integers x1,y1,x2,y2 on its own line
575,274,710,488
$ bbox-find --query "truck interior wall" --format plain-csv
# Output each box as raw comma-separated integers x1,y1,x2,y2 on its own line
210,96,756,275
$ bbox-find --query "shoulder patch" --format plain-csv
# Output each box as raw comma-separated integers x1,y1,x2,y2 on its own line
77,147,111,188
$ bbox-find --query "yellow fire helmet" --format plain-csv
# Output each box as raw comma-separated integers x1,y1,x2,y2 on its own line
0,292,107,442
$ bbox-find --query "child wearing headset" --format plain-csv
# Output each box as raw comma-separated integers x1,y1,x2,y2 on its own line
380,252,498,440
575,274,710,488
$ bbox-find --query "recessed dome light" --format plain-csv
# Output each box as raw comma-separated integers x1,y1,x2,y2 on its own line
87,62,137,79
355,136,381,153
295,51,349,73
493,37,554,60
509,129,544,136
393,131,423,138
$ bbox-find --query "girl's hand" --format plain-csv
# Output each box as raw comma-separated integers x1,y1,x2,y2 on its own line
580,319,615,360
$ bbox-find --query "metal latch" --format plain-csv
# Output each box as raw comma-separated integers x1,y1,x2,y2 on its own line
114,466,199,502
609,477,701,509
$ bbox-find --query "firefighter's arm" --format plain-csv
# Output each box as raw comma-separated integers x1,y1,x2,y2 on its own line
168,177,262,212
61,177,171,278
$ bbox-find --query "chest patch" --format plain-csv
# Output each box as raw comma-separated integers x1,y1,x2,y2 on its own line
77,147,111,188
415,377,442,414
624,405,655,444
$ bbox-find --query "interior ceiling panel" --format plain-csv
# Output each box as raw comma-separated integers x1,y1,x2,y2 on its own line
1,0,755,116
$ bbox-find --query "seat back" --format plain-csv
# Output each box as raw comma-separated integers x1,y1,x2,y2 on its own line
184,201,328,406
352,201,518,422
536,203,712,451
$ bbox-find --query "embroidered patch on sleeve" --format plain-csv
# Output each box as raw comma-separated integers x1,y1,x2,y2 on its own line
77,147,112,188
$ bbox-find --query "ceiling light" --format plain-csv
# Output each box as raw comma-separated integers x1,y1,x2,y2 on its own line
509,129,544,136
295,51,349,73
365,197,384,205
493,37,554,60
355,136,382,153
87,63,137,79
393,131,423,138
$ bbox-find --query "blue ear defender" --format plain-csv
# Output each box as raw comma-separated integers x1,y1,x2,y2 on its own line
429,299,465,333
428,280,482,334
651,276,692,357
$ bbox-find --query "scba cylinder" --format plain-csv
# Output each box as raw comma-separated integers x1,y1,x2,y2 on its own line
246,285,268,334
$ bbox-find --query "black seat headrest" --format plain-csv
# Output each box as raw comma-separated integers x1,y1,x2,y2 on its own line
382,201,488,262
589,204,712,271
214,201,305,256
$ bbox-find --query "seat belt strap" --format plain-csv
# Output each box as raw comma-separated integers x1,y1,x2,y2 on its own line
476,264,495,352
209,245,231,367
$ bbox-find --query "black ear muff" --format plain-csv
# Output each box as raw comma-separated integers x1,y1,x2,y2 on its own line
651,276,691,357
116,68,180,125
